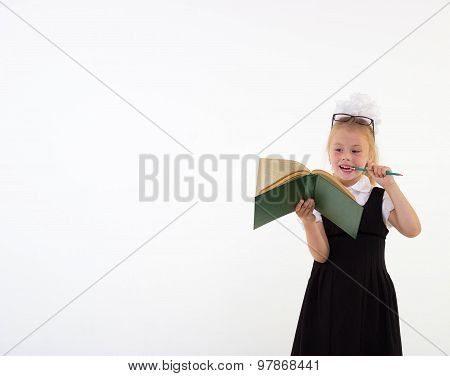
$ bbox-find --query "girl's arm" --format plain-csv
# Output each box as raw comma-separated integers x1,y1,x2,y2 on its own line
304,221,330,263
295,198,330,262
367,163,421,238
385,181,421,238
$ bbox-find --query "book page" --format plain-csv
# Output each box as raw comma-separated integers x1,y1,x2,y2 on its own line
255,158,309,195
258,170,310,195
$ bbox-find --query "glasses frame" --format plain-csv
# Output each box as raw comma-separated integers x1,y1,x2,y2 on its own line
331,113,375,140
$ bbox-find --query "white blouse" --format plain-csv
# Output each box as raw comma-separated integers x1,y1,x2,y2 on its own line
309,175,395,229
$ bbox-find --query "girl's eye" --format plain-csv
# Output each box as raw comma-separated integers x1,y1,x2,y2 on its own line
334,148,360,153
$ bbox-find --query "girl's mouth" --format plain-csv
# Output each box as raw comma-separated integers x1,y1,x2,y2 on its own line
339,164,354,174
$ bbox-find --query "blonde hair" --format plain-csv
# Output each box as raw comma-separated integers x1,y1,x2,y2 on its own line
326,121,379,187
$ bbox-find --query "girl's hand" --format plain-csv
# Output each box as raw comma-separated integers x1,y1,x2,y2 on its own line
366,162,396,189
295,198,316,224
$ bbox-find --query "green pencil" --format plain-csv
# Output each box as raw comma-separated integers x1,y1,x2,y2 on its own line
353,167,403,176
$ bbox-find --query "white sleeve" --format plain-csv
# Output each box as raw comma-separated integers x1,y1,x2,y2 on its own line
313,209,323,223
382,191,395,228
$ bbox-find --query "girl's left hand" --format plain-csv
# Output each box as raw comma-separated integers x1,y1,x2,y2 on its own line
366,162,396,189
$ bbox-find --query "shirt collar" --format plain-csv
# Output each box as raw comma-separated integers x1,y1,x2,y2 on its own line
347,174,372,193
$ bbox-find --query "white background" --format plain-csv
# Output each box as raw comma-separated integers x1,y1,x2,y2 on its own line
0,0,449,356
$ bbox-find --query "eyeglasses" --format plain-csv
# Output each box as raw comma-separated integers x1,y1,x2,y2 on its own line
331,113,375,140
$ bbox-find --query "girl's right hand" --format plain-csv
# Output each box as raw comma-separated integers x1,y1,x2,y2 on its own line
295,198,316,224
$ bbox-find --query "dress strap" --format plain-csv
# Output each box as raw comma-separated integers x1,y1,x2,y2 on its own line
358,187,389,239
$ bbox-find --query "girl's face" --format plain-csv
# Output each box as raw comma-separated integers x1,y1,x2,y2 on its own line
329,127,372,187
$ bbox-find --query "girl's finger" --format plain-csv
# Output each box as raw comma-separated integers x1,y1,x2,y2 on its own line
298,200,309,213
376,166,382,177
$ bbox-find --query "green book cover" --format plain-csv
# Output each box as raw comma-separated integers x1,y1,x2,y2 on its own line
254,173,364,239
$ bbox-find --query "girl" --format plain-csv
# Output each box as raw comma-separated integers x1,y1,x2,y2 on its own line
290,94,421,356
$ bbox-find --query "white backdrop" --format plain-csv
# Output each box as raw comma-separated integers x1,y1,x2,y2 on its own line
0,0,449,355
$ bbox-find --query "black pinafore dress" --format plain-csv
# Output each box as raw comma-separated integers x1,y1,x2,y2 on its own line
291,187,402,356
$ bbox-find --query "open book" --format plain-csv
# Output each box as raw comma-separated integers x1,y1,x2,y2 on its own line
254,158,364,239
